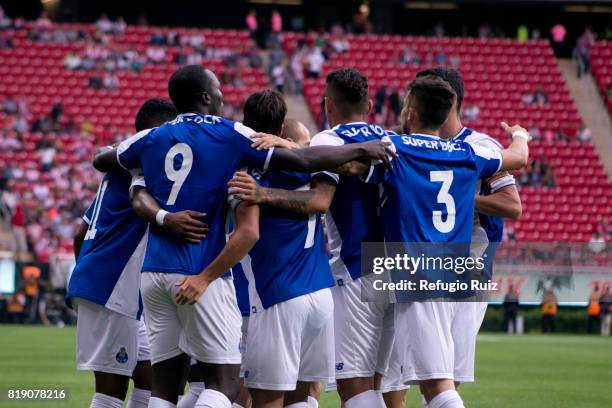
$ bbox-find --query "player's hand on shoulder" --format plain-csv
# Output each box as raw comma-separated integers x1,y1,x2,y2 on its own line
359,139,397,168
164,210,208,244
175,274,210,305
228,171,263,204
251,133,298,150
501,122,531,142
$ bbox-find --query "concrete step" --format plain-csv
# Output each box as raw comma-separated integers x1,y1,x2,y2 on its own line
558,58,612,178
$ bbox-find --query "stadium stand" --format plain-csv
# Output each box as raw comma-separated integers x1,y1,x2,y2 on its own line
284,32,612,243
590,41,612,112
0,23,270,260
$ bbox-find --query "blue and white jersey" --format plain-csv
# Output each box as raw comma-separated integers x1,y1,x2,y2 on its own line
365,133,502,244
309,122,392,284
116,114,273,276
66,170,147,319
239,169,334,311
453,127,516,277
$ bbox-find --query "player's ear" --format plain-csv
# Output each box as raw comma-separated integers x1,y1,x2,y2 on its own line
201,91,211,106
366,98,373,115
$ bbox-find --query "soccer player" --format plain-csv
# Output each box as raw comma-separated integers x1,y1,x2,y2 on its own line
230,90,335,408
364,75,530,408
92,65,392,408
414,67,521,397
229,68,395,408
67,98,208,408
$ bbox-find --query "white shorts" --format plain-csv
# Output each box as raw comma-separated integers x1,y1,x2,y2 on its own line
141,272,242,365
333,278,394,379
452,301,487,382
239,316,249,378
243,288,334,391
394,301,459,384
75,298,141,376
137,317,151,362
379,307,410,393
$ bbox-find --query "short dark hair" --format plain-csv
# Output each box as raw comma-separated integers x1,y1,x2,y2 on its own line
243,90,287,135
406,75,456,129
325,68,369,116
134,98,177,131
167,65,211,112
416,67,464,113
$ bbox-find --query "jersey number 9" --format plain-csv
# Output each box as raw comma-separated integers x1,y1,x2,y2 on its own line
164,143,193,205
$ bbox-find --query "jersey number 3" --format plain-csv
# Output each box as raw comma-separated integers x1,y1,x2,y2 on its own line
430,170,456,233
164,143,193,205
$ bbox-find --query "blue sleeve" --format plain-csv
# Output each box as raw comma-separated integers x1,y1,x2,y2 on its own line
83,198,96,225
230,120,274,172
470,143,502,180
362,134,395,184
116,129,151,171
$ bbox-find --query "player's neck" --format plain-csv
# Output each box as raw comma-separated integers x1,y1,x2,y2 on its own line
439,115,463,140
411,126,439,136
329,114,366,128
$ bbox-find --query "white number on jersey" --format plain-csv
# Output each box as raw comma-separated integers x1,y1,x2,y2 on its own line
164,143,193,205
84,179,109,240
430,170,456,233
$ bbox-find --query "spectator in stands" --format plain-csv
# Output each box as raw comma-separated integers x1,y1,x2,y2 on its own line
528,122,541,140
503,284,520,334
114,17,126,35
435,51,447,65
517,24,529,42
588,231,606,254
289,47,305,94
11,204,27,261
578,125,592,143
63,53,81,70
434,21,445,37
461,104,479,121
35,10,53,31
531,27,541,40
246,9,258,40
0,5,13,29
271,62,286,93
2,95,18,114
103,73,119,90
0,33,13,48
374,85,387,117
450,53,460,67
399,46,421,65
550,23,567,57
541,288,558,333
95,14,114,34
271,9,282,34
306,46,325,78
574,27,595,78
600,288,612,336
11,115,28,134
587,285,601,334
37,137,56,172
146,46,166,64
478,23,492,39
523,86,549,107
150,31,165,45
331,33,349,54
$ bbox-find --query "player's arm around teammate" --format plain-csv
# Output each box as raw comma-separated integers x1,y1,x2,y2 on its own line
174,201,259,305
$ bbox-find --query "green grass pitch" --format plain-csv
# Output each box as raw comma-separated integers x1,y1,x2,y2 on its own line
0,325,611,407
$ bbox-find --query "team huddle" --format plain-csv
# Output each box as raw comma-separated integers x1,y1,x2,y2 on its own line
66,64,529,408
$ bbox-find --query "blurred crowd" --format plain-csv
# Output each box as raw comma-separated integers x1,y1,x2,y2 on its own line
0,96,105,262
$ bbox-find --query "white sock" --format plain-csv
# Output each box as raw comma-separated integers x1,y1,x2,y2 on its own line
195,389,231,408
428,390,464,408
345,390,385,408
90,393,123,408
127,388,151,408
285,403,309,408
422,394,429,407
149,396,177,408
307,396,319,408
178,382,205,408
